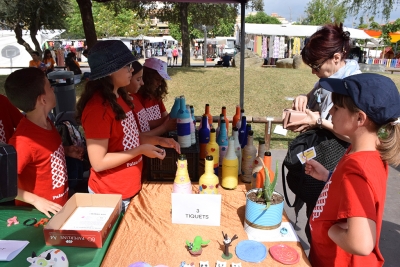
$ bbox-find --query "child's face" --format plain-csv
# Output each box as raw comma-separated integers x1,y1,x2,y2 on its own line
150,72,163,90
31,54,39,60
43,78,56,109
329,104,359,136
110,64,133,90
125,69,144,94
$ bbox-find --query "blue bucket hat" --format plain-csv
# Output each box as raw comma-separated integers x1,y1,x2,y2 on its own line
319,73,400,125
88,40,136,80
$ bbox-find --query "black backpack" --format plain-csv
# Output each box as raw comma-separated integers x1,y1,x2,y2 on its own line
282,129,349,207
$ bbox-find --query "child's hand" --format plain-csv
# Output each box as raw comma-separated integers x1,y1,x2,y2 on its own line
31,196,63,218
158,138,181,154
305,159,330,182
141,144,166,160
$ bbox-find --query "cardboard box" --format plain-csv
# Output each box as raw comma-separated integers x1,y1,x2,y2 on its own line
43,193,122,248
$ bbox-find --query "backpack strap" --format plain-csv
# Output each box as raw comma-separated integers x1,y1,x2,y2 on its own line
281,161,299,208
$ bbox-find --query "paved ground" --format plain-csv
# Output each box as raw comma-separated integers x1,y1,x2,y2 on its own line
270,149,400,267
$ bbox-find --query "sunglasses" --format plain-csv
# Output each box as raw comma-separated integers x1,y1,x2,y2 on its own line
308,57,330,72
125,63,133,72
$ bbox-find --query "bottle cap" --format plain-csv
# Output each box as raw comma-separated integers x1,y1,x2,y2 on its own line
179,154,187,160
233,127,238,131
259,139,265,144
248,130,254,136
210,128,216,133
264,151,271,156
241,108,244,112
206,155,213,161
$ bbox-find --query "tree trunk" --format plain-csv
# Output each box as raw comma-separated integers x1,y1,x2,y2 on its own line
14,25,35,56
179,3,190,67
76,0,97,50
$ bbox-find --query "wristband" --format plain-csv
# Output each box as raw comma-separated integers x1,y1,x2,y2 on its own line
325,171,333,183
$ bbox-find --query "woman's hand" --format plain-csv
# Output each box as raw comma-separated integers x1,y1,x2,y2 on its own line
158,138,181,154
292,94,308,112
305,159,330,182
287,109,320,132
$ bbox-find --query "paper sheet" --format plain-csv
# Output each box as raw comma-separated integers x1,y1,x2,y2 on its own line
61,207,114,231
273,125,288,136
244,221,300,242
0,240,29,261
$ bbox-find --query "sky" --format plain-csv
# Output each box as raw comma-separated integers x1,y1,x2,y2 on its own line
252,0,400,27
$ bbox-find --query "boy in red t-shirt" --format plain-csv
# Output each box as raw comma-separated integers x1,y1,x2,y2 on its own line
5,68,70,217
305,74,400,267
0,94,23,144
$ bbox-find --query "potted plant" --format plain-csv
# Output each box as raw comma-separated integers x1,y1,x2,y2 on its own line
244,161,284,230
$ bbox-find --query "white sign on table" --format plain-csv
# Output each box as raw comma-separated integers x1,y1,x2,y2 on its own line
0,240,29,261
171,193,222,226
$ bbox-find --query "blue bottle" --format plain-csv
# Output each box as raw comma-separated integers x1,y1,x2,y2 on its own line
169,96,181,119
242,124,252,147
176,97,191,148
198,115,210,159
216,115,228,167
238,115,247,148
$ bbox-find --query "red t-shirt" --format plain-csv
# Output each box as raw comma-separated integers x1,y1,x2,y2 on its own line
131,94,150,132
9,117,69,207
81,93,142,199
309,148,387,267
137,94,166,121
0,94,23,143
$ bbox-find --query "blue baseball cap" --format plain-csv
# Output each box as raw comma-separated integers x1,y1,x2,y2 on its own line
319,73,400,125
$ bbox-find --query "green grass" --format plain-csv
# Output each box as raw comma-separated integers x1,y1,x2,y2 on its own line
2,67,400,149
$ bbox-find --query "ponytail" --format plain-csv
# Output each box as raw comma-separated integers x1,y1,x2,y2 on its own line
377,123,400,166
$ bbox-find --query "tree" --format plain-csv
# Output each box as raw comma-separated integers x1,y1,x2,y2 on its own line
245,12,281,24
157,3,238,67
382,18,400,46
0,0,70,56
343,0,400,21
303,0,347,25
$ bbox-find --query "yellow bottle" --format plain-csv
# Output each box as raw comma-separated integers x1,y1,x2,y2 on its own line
199,155,220,194
173,154,192,194
221,137,239,189
205,128,219,175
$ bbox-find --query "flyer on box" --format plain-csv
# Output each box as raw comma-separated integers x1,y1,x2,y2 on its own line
61,207,114,231
0,240,29,261
171,193,222,226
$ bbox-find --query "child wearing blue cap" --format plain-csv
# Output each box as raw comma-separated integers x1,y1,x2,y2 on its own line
305,73,400,266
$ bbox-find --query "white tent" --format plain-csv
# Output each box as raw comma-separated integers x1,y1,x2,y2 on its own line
0,30,64,73
238,24,374,40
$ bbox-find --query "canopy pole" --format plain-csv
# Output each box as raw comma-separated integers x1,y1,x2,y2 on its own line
239,3,245,109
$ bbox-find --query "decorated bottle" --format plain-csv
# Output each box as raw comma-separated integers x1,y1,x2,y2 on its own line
198,115,210,159
216,115,228,167
232,105,241,134
236,108,245,129
255,151,275,189
206,128,219,176
232,127,242,175
242,124,252,148
251,140,266,189
216,114,223,140
241,130,257,183
204,103,213,128
169,96,181,119
221,106,229,133
186,104,196,145
173,154,192,194
221,138,239,189
199,155,220,194
176,97,191,148
238,115,247,148
190,105,196,125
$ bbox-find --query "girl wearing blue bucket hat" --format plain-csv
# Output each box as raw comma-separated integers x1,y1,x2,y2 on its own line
76,40,180,211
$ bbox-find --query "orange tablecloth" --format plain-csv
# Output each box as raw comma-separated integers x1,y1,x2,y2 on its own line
101,182,311,267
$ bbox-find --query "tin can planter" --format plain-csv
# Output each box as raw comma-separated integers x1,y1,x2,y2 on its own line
244,188,284,230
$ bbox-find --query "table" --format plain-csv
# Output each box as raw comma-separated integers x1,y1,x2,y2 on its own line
101,182,311,267
0,206,121,267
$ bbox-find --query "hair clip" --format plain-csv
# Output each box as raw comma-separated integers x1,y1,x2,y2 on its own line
390,118,400,126
342,31,350,39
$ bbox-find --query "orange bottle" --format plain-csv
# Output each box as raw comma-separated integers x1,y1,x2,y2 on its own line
232,105,241,133
204,104,213,127
256,151,275,188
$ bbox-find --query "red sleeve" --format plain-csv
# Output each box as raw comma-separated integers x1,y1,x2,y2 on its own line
81,98,113,139
337,173,376,222
159,100,166,114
